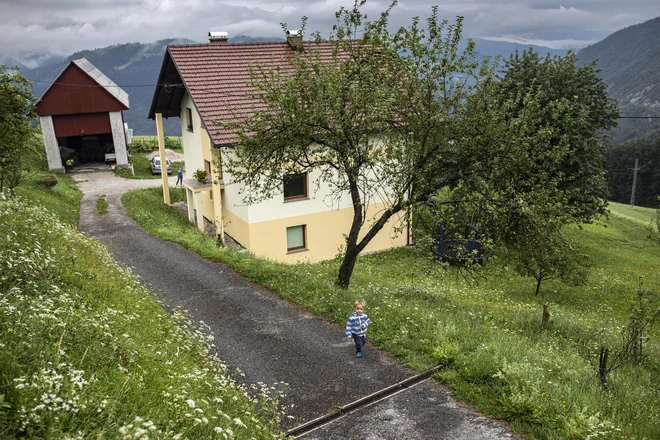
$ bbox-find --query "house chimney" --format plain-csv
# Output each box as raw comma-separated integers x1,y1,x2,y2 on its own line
209,31,228,44
286,29,303,51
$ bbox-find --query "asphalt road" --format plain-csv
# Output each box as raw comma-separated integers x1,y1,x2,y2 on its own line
76,171,515,439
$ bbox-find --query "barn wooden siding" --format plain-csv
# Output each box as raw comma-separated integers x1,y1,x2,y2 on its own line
35,63,127,117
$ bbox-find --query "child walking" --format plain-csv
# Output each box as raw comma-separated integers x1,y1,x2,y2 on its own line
345,299,371,358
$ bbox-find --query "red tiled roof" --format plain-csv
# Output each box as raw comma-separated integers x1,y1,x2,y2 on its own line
168,41,338,146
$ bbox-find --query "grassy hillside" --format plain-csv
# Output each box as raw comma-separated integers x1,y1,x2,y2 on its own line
1,171,284,438
124,189,660,440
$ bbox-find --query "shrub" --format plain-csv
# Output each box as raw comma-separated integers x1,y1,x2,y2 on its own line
42,175,58,187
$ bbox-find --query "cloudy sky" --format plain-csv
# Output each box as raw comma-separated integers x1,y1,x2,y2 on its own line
2,0,660,67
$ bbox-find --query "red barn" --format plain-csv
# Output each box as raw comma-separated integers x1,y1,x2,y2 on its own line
36,58,130,171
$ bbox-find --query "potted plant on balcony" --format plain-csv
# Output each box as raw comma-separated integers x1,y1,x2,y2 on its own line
193,169,208,184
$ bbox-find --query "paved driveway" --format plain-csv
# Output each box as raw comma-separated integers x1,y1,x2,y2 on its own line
76,172,514,439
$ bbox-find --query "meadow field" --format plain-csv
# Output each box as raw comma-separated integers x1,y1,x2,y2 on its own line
123,188,660,440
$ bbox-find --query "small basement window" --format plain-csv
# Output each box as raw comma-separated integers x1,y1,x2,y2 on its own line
186,108,194,132
283,173,307,201
287,225,306,252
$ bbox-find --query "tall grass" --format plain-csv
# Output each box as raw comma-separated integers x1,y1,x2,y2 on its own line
1,169,284,438
123,188,660,440
14,170,82,226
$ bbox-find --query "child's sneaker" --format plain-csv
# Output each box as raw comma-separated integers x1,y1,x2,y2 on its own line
356,352,362,358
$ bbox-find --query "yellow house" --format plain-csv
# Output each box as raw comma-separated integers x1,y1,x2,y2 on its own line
148,31,409,263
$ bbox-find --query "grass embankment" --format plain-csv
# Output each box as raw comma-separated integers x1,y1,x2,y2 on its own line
14,170,82,226
1,182,284,438
123,188,660,440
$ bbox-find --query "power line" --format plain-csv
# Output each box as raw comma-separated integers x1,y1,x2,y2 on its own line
30,79,184,88
618,116,660,119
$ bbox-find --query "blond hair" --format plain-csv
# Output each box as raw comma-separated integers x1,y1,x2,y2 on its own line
354,299,366,308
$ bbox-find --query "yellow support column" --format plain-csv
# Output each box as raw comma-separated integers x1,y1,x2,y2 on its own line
155,113,170,205
211,149,225,244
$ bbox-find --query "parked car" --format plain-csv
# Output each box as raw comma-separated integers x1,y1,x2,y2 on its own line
150,156,172,175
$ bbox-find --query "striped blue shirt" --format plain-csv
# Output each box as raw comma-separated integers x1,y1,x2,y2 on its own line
345,312,371,337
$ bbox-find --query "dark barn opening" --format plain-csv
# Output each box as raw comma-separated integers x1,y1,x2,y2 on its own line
57,134,115,164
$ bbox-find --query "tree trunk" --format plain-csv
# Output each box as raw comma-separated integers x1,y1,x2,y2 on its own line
336,204,402,289
598,346,609,385
337,246,360,289
336,171,366,289
535,277,542,296
335,173,405,288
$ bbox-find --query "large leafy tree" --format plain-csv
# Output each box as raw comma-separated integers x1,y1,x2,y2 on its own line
450,50,619,293
225,1,484,288
495,50,619,223
414,48,618,293
0,66,35,193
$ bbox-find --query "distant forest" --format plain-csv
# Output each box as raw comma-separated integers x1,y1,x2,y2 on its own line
605,135,660,208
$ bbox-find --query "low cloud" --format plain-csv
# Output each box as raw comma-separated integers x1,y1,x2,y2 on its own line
480,35,599,50
0,0,659,67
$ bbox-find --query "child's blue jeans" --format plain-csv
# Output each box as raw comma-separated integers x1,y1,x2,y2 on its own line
352,334,367,353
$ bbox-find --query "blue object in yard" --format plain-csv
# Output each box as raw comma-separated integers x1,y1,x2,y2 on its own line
433,220,495,261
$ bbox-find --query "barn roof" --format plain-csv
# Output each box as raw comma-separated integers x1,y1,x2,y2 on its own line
148,41,337,147
35,58,129,116
71,58,129,108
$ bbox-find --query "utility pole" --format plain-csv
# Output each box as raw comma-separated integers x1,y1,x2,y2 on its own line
629,158,640,209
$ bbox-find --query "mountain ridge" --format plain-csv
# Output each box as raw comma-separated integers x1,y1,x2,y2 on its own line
577,16,660,143
19,36,568,135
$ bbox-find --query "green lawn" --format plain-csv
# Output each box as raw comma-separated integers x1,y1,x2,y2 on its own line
123,188,660,440
114,152,184,180
608,201,656,226
132,135,184,154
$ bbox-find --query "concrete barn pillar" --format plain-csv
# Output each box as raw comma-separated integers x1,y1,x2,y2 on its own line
39,116,64,172
109,111,129,168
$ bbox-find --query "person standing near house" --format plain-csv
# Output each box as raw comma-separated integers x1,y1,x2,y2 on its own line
345,299,371,358
176,166,183,186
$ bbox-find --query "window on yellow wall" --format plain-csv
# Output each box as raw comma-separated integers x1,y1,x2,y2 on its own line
287,225,306,252
186,108,194,132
